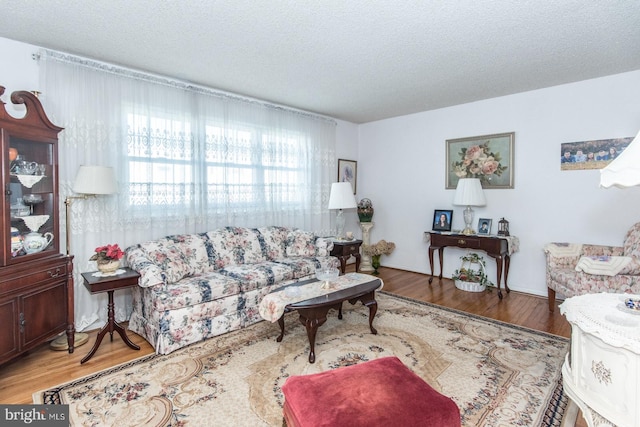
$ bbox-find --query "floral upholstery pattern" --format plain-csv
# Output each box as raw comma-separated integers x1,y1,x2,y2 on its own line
126,226,339,354
544,222,640,311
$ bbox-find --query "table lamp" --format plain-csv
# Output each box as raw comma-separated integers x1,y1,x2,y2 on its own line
453,178,486,235
328,182,357,240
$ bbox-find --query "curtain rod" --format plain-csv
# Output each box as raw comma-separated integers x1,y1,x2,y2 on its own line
33,49,337,125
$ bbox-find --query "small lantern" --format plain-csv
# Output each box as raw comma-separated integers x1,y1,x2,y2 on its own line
497,217,510,236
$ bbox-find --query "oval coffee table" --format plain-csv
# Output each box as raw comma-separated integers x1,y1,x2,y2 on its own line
276,278,382,363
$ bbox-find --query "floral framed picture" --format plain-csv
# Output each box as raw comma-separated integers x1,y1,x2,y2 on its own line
477,218,492,235
432,209,453,232
446,132,515,189
338,159,357,193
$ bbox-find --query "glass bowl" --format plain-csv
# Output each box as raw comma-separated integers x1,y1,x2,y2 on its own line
316,267,340,283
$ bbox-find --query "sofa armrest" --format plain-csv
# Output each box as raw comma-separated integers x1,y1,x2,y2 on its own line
125,244,166,288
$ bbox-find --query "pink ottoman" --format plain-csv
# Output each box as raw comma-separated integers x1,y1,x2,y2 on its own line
281,356,461,427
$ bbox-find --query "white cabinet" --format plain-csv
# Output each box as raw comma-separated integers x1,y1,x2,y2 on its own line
561,293,640,427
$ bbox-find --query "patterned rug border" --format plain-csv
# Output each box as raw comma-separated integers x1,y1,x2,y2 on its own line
35,291,571,426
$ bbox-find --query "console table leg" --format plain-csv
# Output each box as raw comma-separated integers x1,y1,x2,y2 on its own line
496,257,504,300
504,255,511,293
428,247,435,283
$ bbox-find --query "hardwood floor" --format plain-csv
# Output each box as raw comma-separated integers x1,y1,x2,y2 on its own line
0,266,583,424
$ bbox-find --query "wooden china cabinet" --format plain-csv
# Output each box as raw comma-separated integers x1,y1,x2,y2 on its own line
0,86,74,366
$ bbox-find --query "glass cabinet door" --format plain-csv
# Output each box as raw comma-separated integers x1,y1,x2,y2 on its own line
6,135,59,264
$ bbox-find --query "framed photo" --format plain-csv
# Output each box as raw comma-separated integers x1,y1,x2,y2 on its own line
560,136,633,171
446,132,515,189
478,218,492,235
433,209,453,232
338,159,357,194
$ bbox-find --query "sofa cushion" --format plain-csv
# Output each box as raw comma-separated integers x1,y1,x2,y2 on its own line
256,226,289,260
138,238,193,284
168,233,211,275
206,227,266,269
148,272,242,311
219,261,295,292
286,229,317,257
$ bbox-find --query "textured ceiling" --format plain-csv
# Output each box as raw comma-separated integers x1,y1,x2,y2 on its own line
0,1,639,123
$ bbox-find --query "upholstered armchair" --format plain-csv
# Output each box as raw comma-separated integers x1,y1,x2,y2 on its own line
544,222,640,311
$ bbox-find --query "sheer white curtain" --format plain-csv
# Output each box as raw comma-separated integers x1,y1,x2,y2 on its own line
38,49,336,331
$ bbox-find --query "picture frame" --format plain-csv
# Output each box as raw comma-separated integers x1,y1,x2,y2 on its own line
560,136,633,171
432,209,453,232
338,159,357,194
477,218,492,235
446,132,515,189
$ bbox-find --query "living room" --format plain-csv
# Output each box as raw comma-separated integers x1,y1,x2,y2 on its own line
1,3,639,425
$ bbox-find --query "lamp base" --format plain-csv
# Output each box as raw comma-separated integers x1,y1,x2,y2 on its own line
462,205,475,235
335,209,346,239
461,227,475,235
50,332,89,351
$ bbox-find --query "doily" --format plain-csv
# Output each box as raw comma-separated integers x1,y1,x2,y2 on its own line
20,215,49,232
91,269,126,278
13,174,45,188
560,293,640,353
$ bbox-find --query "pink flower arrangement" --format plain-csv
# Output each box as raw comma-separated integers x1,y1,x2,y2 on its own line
452,141,507,184
90,244,124,264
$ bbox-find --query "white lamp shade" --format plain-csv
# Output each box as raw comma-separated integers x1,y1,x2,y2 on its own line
72,165,118,195
453,178,486,206
328,182,357,210
600,129,640,188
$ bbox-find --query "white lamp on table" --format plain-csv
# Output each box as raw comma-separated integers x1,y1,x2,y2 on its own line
328,182,357,240
453,178,486,235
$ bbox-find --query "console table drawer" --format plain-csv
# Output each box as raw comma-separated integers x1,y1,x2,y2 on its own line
450,238,480,249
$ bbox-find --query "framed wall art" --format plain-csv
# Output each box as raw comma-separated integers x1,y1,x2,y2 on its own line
446,132,514,189
560,136,633,171
432,209,453,232
338,159,357,193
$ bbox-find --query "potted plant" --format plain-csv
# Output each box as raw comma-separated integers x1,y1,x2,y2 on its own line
451,253,493,292
362,240,395,275
90,243,125,274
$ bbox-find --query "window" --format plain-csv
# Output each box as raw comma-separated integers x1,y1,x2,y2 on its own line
126,112,308,215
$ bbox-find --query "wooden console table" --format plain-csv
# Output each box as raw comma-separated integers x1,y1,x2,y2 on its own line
427,232,514,299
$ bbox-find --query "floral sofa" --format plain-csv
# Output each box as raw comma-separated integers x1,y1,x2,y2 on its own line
544,221,640,311
125,226,339,354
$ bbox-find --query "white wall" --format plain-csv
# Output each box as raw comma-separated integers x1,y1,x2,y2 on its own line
358,70,640,296
0,38,40,116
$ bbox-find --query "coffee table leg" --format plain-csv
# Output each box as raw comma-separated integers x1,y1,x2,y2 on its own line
277,315,285,342
352,291,378,335
298,308,329,364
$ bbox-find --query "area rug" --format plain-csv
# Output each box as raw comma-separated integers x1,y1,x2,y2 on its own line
34,292,570,426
